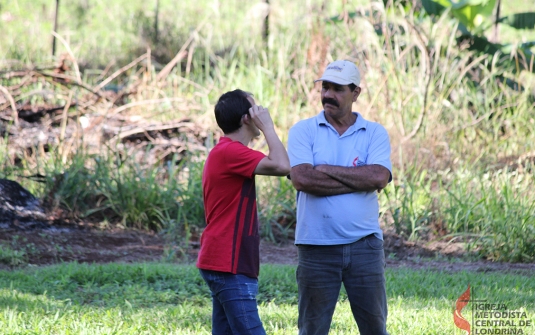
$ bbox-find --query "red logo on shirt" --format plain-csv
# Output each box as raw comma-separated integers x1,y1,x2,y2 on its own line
352,157,359,166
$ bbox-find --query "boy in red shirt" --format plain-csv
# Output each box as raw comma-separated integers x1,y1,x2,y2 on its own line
197,89,290,334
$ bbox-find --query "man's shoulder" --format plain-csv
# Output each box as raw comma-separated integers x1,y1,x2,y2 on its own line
357,114,388,134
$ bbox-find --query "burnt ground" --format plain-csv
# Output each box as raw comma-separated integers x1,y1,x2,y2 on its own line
1,224,534,274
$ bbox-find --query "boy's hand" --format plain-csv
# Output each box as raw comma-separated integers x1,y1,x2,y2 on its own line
248,104,274,133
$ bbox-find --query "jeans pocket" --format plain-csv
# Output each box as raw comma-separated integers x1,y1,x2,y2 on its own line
365,235,384,250
200,270,226,293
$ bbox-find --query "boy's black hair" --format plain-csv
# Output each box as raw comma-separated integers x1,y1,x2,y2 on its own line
214,89,253,134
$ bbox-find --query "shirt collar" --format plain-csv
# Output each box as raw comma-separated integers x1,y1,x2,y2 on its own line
316,111,367,132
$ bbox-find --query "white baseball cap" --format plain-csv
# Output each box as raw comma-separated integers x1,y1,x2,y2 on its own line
315,60,361,86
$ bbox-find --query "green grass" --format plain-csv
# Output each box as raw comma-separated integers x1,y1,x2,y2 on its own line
0,245,27,267
440,167,535,262
381,163,535,262
0,262,534,334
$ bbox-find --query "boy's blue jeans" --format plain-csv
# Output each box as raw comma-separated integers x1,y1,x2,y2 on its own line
199,269,266,335
296,234,389,335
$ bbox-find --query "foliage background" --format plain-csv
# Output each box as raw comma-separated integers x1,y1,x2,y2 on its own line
0,0,534,262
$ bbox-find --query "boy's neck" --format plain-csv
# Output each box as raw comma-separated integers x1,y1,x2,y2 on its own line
225,129,251,146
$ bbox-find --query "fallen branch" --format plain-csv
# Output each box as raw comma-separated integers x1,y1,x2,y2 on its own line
112,121,195,141
156,17,208,82
35,70,105,99
156,51,188,82
17,102,77,122
51,31,82,83
109,97,188,116
0,85,19,127
93,53,148,93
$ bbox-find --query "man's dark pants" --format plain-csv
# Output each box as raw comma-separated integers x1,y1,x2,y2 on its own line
296,234,389,335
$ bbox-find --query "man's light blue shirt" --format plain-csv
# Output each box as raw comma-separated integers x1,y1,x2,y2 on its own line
288,111,392,245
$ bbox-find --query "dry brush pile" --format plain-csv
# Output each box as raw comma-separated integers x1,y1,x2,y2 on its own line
0,50,215,234
0,51,213,170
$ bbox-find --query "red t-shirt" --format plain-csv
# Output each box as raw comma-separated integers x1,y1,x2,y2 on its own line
196,137,266,278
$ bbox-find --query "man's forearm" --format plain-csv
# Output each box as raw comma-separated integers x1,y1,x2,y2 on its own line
315,164,389,192
290,164,357,196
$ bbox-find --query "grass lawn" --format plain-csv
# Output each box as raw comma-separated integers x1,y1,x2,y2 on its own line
0,262,533,334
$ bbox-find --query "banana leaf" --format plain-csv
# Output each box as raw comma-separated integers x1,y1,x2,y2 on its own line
499,12,535,30
457,34,535,73
421,0,447,15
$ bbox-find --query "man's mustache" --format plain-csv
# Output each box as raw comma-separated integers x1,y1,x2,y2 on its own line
322,98,339,107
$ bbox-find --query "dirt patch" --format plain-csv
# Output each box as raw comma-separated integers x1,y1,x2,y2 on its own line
0,226,165,268
1,224,534,274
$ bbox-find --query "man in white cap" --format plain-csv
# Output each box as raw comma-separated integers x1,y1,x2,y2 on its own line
287,60,392,335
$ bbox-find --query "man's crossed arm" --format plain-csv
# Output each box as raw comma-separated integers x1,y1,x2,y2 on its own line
290,163,390,196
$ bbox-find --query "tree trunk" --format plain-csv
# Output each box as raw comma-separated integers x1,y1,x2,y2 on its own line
262,0,269,45
493,0,501,43
154,0,160,43
52,0,60,56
